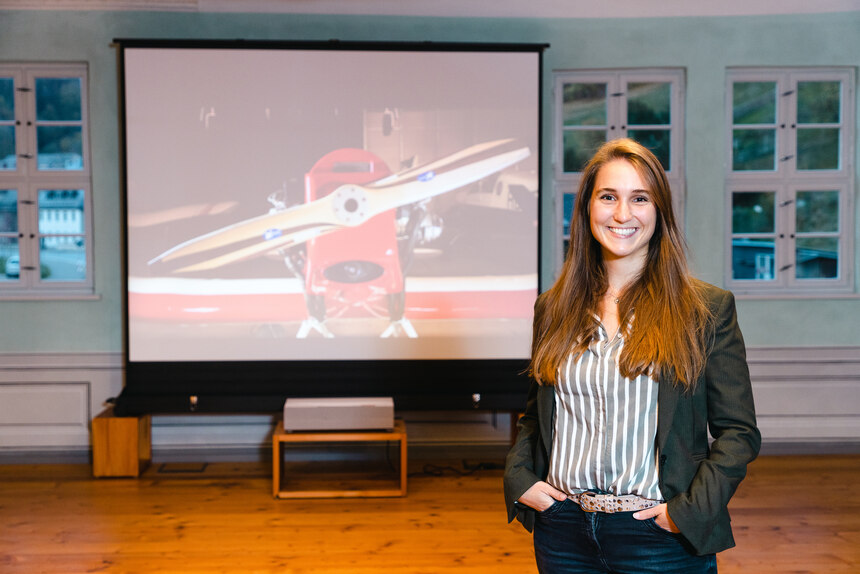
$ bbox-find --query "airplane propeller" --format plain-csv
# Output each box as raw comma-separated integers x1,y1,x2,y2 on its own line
149,138,530,273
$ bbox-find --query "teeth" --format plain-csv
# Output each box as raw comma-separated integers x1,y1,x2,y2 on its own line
609,227,636,237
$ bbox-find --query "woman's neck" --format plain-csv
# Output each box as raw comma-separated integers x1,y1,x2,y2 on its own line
603,255,645,295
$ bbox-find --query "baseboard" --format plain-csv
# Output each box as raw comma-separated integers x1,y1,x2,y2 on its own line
3,439,857,467
0,447,91,465
757,440,860,456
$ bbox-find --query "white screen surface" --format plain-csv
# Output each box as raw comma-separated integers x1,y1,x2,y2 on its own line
123,45,540,362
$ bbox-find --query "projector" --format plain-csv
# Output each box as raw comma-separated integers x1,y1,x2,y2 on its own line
283,397,394,432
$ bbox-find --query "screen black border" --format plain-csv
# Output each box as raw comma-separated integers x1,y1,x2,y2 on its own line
113,38,547,415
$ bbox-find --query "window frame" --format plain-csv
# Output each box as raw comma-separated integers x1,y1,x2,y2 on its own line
0,63,93,297
725,67,855,295
552,68,686,270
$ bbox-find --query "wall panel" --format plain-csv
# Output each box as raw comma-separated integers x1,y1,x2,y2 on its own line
0,353,122,450
0,348,857,458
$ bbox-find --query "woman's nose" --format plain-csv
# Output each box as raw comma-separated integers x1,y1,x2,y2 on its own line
614,199,632,221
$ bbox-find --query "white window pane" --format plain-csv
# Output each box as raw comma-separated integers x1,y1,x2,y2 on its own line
732,239,775,280
796,191,839,233
1,237,19,281
35,77,82,122
0,77,14,170
627,128,670,171
37,126,83,171
796,128,840,170
797,81,840,124
562,129,605,173
40,239,86,282
733,82,776,124
0,78,13,121
562,83,606,126
38,189,85,234
732,191,775,234
796,238,838,279
627,82,671,125
0,126,14,171
732,128,776,171
0,189,17,233
562,192,575,238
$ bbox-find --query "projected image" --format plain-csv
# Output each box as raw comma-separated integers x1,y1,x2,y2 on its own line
124,47,539,362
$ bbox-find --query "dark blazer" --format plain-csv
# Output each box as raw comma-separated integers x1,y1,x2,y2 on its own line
503,282,761,556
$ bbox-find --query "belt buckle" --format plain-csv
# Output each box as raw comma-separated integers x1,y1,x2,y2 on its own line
578,491,599,512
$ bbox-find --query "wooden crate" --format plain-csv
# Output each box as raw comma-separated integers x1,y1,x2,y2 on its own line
92,407,151,477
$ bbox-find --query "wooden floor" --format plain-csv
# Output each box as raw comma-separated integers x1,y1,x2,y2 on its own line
0,455,858,573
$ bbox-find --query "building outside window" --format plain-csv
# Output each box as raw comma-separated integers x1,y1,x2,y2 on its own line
552,68,685,266
0,63,92,295
726,68,855,295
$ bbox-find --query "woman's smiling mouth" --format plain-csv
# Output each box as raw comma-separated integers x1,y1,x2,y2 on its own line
609,226,638,237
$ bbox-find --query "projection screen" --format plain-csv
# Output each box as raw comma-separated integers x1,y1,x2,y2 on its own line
117,40,545,413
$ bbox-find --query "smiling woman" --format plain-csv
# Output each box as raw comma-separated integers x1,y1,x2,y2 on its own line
505,139,760,574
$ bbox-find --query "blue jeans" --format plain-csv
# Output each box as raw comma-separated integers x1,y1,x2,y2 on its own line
533,498,718,574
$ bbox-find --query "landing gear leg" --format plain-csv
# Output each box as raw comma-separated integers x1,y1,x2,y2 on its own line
296,293,334,338
380,291,417,338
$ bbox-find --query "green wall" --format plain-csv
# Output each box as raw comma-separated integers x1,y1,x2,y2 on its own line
0,9,857,351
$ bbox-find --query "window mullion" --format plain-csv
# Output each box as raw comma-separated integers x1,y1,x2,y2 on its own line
20,73,39,179
609,74,624,138
16,185,38,288
776,189,796,286
781,76,799,175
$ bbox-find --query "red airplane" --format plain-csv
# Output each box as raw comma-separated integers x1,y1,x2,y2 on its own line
149,138,530,338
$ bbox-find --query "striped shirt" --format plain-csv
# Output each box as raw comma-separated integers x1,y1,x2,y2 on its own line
547,322,663,501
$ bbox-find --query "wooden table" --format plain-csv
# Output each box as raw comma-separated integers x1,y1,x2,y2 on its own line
272,419,407,498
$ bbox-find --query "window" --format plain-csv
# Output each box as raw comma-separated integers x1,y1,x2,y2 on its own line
553,69,685,263
0,63,92,295
726,68,855,294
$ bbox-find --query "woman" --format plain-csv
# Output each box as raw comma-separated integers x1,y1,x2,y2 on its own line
504,139,760,573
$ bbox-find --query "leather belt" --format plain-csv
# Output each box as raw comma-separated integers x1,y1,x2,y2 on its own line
569,491,660,513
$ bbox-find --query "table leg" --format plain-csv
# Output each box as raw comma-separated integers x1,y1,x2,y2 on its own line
272,436,280,498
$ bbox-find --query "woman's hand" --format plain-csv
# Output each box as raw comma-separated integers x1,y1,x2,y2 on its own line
633,503,681,533
517,481,568,512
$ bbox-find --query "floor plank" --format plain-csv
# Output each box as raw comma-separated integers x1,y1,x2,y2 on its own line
0,455,857,573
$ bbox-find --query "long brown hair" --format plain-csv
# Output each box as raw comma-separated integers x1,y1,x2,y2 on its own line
530,138,711,390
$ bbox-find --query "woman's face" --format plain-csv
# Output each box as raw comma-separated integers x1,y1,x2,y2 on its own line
589,159,657,267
